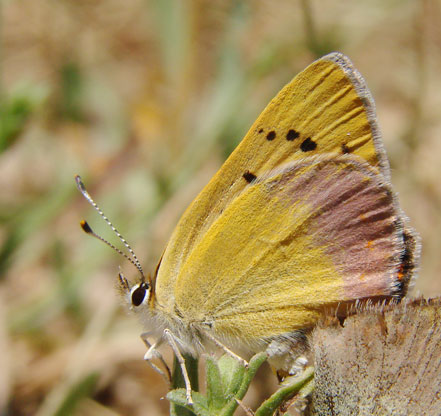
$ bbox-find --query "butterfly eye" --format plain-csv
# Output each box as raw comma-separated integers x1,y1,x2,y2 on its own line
131,282,149,307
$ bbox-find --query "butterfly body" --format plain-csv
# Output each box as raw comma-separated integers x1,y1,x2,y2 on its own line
123,52,419,365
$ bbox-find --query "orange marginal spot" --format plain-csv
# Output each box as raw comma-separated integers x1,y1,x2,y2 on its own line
366,240,373,250
397,263,405,281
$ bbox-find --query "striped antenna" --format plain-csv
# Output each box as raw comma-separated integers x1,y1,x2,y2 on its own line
75,175,146,282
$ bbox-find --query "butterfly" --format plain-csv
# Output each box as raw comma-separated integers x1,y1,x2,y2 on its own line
77,52,420,403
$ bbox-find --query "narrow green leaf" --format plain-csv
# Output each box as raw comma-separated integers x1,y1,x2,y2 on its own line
206,356,225,412
255,367,314,416
167,389,210,416
0,83,48,152
53,373,99,416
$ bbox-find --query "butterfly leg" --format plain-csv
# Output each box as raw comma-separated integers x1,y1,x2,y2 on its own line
140,332,171,383
163,329,194,405
204,331,249,368
235,398,254,416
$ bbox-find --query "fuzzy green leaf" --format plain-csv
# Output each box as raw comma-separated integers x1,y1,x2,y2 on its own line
217,354,245,397
206,356,226,412
167,389,210,416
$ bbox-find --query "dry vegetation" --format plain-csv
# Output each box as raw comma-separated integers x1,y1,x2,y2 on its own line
1,1,441,415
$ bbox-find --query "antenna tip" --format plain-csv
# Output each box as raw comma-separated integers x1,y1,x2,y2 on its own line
75,175,86,192
80,220,93,234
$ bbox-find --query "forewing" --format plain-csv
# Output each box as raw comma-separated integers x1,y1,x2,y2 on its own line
155,53,390,306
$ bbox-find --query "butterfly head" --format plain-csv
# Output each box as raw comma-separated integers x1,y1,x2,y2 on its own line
119,272,153,311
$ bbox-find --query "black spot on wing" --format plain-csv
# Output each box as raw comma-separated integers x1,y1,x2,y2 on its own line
266,131,276,141
286,129,300,141
342,143,350,154
243,170,257,183
300,137,317,152
258,128,264,134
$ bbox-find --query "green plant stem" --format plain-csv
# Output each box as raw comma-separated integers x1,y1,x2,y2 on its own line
255,366,314,416
170,354,199,416
218,352,268,416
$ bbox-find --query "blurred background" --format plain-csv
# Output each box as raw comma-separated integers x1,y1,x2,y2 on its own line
1,1,441,415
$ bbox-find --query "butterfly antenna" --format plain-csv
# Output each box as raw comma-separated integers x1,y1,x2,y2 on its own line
75,175,146,282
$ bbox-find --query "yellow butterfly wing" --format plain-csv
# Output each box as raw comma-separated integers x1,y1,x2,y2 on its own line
172,156,403,343
154,52,392,310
